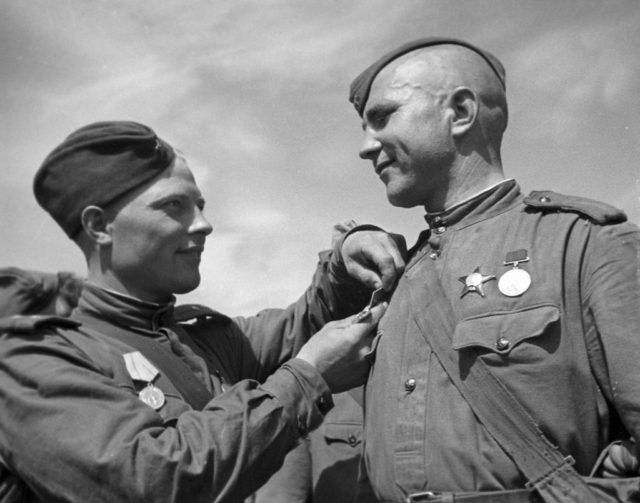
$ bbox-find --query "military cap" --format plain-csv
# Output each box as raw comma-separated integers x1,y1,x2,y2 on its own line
0,267,58,317
34,121,176,238
349,37,506,116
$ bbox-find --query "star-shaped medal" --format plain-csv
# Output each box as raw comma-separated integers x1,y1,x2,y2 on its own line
458,267,496,298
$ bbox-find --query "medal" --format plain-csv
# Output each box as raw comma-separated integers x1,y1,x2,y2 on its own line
138,383,166,410
123,351,166,410
498,249,531,297
458,267,496,298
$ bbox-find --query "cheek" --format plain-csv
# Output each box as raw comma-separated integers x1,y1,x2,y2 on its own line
111,224,160,265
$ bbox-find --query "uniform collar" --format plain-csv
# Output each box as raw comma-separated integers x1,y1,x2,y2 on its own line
424,179,521,230
72,282,175,333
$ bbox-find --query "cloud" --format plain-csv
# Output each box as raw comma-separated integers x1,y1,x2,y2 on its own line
510,16,639,141
3,0,638,315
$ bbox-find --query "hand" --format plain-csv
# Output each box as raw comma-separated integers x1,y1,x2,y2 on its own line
601,440,640,478
296,303,387,393
341,230,406,292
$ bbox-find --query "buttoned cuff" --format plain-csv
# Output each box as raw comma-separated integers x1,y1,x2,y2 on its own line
262,358,333,437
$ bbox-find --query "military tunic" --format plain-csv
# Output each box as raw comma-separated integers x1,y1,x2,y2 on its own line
361,180,640,502
0,247,368,503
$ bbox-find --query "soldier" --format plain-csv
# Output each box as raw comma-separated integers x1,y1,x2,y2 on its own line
348,37,640,502
0,121,404,502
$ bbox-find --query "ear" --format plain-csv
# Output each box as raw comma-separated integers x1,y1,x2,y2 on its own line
80,206,113,245
447,87,478,137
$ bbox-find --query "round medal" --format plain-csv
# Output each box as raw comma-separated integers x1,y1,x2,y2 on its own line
139,384,165,410
498,268,531,297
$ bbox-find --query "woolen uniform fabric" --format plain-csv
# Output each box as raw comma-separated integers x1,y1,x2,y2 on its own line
359,180,640,502
0,243,369,502
33,121,176,238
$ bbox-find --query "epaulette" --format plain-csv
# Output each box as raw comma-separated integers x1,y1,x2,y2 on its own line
0,314,81,334
524,190,627,224
173,304,232,324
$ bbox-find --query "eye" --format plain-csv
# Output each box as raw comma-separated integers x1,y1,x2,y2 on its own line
366,106,395,130
163,199,184,211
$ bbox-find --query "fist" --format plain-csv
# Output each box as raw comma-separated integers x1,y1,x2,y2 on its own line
341,230,406,292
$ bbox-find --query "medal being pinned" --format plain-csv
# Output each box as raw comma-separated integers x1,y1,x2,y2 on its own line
498,249,531,297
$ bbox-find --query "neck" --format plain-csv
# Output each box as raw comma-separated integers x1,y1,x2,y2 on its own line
85,268,171,305
426,156,505,212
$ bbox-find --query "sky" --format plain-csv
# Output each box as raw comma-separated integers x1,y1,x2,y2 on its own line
1,0,639,316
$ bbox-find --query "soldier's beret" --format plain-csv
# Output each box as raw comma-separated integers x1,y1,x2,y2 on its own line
34,121,176,238
349,37,506,117
0,267,58,317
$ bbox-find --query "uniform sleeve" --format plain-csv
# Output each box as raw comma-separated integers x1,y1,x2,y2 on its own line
232,238,370,382
0,332,332,503
581,221,640,440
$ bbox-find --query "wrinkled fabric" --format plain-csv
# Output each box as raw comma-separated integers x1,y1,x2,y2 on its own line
0,245,369,503
361,180,640,502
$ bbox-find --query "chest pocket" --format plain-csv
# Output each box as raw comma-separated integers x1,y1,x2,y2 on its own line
452,304,560,357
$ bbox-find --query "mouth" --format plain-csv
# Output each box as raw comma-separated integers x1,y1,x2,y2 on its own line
177,245,204,256
375,160,393,176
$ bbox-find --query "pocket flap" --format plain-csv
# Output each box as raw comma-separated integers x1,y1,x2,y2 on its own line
452,304,560,355
322,422,362,447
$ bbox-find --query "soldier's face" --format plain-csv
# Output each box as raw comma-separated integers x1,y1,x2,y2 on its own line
358,60,455,209
105,155,213,302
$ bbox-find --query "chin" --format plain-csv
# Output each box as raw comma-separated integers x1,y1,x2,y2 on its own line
173,275,201,295
387,192,421,208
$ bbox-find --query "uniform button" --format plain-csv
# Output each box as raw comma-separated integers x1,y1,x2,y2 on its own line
539,196,550,203
496,337,510,351
348,434,358,446
404,378,417,392
429,252,439,260
434,226,446,234
433,216,443,225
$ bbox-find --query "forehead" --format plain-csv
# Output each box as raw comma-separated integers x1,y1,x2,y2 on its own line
365,58,435,110
115,155,202,210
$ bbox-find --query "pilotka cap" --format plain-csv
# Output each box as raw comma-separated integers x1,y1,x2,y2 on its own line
349,37,506,116
34,121,176,239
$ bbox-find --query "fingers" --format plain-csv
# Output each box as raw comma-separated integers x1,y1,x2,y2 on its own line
347,262,384,290
348,302,388,327
367,302,388,323
342,231,406,291
375,250,405,291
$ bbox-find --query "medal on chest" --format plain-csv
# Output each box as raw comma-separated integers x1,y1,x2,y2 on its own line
138,383,166,410
123,351,166,410
458,267,496,298
498,249,531,297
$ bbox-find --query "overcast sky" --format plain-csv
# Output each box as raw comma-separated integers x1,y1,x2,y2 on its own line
1,0,638,315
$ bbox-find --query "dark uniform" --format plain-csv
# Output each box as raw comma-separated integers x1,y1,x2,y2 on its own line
0,243,368,502
360,180,640,501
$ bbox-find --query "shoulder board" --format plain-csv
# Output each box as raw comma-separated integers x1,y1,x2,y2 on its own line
173,304,231,324
0,314,81,334
524,190,627,224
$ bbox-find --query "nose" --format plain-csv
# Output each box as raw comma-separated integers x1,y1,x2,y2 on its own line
359,130,382,161
191,207,213,236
